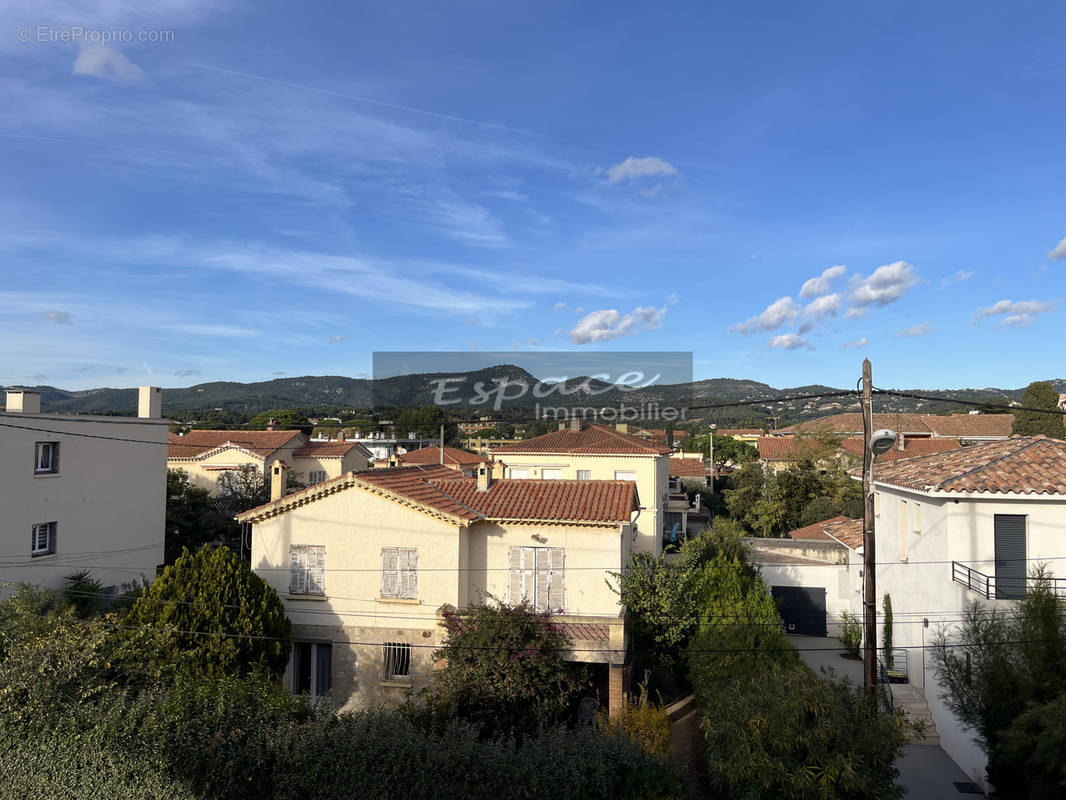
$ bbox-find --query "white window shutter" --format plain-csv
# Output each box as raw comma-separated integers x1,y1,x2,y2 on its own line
289,545,304,594
400,548,418,598
548,548,565,613
311,546,326,595
535,549,550,613
381,547,399,597
509,547,522,604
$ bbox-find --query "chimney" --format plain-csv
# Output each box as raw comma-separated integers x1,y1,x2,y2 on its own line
138,386,162,419
4,390,40,414
476,462,492,492
569,417,581,431
337,430,346,442
266,417,279,431
270,462,288,501
615,423,629,434
558,420,567,431
491,461,505,480
897,432,905,452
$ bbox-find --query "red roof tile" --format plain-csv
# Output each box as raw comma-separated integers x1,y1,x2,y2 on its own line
872,435,1066,495
437,478,638,522
168,430,305,459
839,436,962,461
789,516,851,541
557,622,610,641
492,424,671,456
777,412,1013,438
294,440,371,458
396,446,486,466
669,457,709,478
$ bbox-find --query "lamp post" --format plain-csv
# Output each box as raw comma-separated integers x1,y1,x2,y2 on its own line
861,359,897,697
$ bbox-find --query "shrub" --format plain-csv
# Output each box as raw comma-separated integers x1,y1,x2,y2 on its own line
996,690,1066,800
599,674,672,758
838,610,862,657
125,546,291,679
701,663,907,800
882,594,894,669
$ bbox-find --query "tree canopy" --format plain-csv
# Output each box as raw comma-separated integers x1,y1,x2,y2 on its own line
248,409,311,430
125,546,291,678
1011,381,1065,438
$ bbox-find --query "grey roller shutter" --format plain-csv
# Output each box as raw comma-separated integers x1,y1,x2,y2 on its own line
994,514,1026,599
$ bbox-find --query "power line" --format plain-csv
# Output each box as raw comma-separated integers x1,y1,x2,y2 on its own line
873,388,1066,417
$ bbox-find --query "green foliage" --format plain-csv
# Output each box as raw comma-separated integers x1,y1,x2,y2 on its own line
1011,381,1066,438
611,521,746,670
882,594,893,669
166,468,239,561
838,611,863,658
248,409,311,430
432,601,584,735
125,546,291,679
599,674,672,758
931,567,1066,788
395,405,458,441
996,690,1066,800
63,569,106,618
700,663,907,800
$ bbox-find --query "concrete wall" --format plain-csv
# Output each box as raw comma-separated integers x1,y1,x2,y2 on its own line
0,412,167,592
499,452,666,556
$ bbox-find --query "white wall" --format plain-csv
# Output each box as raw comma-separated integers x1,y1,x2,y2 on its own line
0,412,167,592
756,559,861,636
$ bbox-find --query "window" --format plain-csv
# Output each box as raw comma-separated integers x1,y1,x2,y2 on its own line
576,469,591,481
509,467,530,479
509,546,564,613
381,547,418,598
289,545,325,595
292,641,332,697
383,642,411,681
994,514,1027,600
899,501,908,562
31,522,57,557
614,470,638,482
307,470,328,486
541,468,562,480
34,442,59,474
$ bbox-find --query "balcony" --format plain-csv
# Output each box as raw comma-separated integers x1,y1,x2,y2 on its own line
952,561,1066,600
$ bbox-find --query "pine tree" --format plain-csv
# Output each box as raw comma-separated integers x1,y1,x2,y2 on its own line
1012,381,1066,438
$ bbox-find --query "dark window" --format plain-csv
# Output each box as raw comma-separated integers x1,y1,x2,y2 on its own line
994,514,1027,599
292,641,332,697
35,442,59,474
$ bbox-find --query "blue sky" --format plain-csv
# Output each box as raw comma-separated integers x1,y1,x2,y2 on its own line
1,1,1063,392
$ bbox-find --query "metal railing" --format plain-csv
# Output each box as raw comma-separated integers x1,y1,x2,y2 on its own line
951,561,1066,600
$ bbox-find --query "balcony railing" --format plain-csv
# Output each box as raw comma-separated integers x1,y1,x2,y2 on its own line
952,561,1066,600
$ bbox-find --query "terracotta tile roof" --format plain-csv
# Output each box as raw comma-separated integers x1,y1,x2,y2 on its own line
168,430,305,459
669,457,709,478
839,436,962,461
437,478,638,523
293,440,371,458
557,622,610,641
777,412,1014,439
789,516,852,541
238,464,638,525
788,516,863,549
871,435,1066,495
491,424,672,456
716,429,763,436
395,446,486,466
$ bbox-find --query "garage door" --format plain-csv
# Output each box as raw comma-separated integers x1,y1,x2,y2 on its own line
771,586,827,637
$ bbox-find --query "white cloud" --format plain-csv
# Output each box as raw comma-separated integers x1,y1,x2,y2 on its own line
768,333,814,351
174,368,201,377
602,156,679,184
1047,236,1066,261
330,335,347,343
43,309,71,324
166,323,259,338
894,323,937,338
552,301,567,312
803,293,841,319
72,44,144,83
973,299,1055,327
841,338,868,350
845,307,867,320
569,305,667,344
850,261,919,307
940,269,975,287
730,297,799,334
666,292,680,306
799,265,846,299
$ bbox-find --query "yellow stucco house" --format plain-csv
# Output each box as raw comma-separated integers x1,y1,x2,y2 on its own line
491,423,673,556
167,430,371,494
237,463,638,715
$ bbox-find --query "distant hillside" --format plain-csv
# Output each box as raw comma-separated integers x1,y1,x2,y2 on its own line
4,371,1061,425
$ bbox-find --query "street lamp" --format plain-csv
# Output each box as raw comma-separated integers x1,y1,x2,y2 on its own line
863,424,897,696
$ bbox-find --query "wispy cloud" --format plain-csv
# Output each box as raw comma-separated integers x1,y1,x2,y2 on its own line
799,265,846,299
850,261,920,308
330,335,347,343
1047,236,1066,261
166,323,260,338
600,156,679,185
72,44,143,83
894,323,937,338
940,269,975,287
768,333,814,351
730,297,799,334
569,305,667,344
803,293,841,320
973,299,1055,327
841,338,868,349
43,309,71,324
175,368,202,377
553,301,567,312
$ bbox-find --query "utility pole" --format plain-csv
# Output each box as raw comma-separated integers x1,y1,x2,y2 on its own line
440,422,445,464
861,358,877,697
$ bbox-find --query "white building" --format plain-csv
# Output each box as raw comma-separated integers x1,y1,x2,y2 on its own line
0,387,168,594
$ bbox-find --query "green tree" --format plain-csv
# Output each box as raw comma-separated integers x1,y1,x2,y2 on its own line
432,601,583,736
125,547,291,679
931,566,1066,788
1011,381,1066,438
996,690,1066,800
882,594,894,668
165,468,237,561
394,405,459,442
248,409,311,430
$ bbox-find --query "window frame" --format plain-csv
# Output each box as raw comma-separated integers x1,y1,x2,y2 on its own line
613,469,638,482
576,469,592,481
380,547,418,599
31,521,57,557
382,641,412,682
289,544,326,596
307,469,328,486
34,442,60,475
541,467,562,480
508,546,565,613
292,641,332,698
